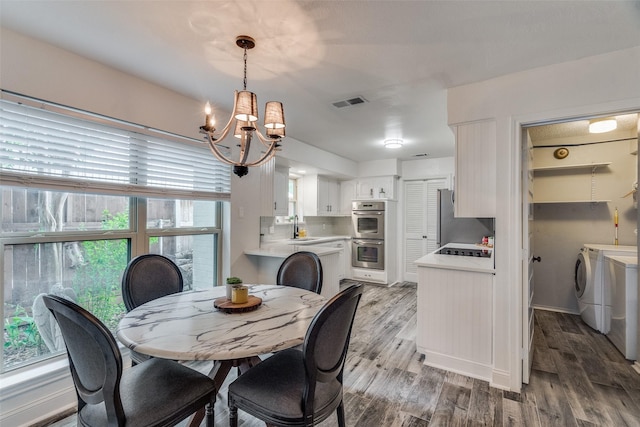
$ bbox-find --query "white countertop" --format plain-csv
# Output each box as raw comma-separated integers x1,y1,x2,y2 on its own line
245,245,342,258
414,243,495,274
262,235,351,246
605,255,638,267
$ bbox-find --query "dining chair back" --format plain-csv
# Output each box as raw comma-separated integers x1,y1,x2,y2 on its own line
122,254,184,365
122,254,184,311
42,294,216,427
276,251,323,294
228,283,364,427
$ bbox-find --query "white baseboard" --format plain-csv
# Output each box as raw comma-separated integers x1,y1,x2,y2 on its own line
421,350,492,383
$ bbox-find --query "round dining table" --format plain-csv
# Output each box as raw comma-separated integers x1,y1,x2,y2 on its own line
117,284,326,361
117,284,326,426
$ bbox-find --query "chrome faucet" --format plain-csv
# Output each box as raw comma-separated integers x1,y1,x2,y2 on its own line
293,215,299,239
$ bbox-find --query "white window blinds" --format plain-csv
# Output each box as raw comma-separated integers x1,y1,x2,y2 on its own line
0,95,231,200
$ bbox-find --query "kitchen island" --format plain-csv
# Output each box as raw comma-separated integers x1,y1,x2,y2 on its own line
245,244,342,298
414,243,495,382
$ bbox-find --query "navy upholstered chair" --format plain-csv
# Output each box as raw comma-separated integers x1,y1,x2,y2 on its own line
121,254,184,365
42,294,216,427
276,251,323,294
228,283,363,427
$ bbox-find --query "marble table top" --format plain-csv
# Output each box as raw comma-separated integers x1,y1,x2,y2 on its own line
116,284,326,361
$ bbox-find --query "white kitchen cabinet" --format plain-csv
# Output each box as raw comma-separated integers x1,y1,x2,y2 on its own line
340,180,356,215
274,166,289,216
304,239,348,280
416,265,494,381
303,175,341,216
453,120,496,217
259,159,275,217
260,159,289,217
356,176,397,200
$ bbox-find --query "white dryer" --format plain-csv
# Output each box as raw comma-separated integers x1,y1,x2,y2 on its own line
604,255,637,360
574,244,637,332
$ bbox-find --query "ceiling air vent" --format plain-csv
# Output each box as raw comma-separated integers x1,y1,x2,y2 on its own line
412,153,429,157
332,96,368,109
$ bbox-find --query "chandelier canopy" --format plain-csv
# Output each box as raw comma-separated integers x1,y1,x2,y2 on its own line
200,35,285,177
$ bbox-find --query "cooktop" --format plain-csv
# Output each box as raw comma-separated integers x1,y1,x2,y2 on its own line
436,247,492,258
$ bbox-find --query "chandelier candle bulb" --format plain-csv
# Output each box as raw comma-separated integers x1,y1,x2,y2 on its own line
204,102,212,128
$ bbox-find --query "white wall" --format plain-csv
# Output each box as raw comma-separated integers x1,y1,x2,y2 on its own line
401,157,455,181
448,45,640,391
358,158,401,177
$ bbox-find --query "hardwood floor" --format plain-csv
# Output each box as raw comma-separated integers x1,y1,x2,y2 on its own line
44,281,640,426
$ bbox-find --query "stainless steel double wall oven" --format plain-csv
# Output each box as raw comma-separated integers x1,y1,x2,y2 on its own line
351,201,385,270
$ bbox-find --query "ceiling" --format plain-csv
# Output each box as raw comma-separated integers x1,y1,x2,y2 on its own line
2,1,640,164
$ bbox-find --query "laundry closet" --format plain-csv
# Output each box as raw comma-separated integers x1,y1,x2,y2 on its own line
527,114,638,320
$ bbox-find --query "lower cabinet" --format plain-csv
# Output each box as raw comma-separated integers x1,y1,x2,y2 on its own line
246,249,341,298
416,266,494,381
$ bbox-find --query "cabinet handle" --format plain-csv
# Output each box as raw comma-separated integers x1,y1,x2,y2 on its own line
533,256,541,262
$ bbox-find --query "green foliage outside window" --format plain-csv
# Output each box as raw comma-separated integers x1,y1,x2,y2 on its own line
72,209,128,331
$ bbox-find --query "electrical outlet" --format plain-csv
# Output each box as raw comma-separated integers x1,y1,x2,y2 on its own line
322,223,326,230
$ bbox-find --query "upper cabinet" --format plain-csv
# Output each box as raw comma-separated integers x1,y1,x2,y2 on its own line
274,166,289,216
453,120,496,217
355,176,397,200
340,180,357,215
260,159,289,217
303,175,342,216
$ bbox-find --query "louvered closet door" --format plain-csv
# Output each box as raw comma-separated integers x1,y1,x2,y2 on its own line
404,179,446,282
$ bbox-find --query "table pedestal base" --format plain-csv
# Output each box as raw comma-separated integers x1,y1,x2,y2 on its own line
188,356,263,427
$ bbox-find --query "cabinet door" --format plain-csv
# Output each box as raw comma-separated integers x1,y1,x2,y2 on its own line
317,176,331,215
327,179,340,214
454,120,496,217
260,158,275,216
274,167,289,216
356,179,375,199
340,180,356,215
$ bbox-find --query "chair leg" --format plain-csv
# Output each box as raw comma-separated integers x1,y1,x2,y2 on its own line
205,401,215,427
229,401,238,427
336,401,346,427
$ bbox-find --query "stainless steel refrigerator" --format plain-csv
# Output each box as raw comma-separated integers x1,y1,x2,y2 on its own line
437,189,495,247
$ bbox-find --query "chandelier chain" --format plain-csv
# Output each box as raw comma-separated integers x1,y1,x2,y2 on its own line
243,47,248,90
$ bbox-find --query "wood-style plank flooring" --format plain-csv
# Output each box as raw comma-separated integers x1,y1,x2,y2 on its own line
43,281,640,426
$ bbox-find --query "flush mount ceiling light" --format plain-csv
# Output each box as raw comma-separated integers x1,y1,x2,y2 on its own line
200,35,285,178
588,117,617,134
384,138,403,149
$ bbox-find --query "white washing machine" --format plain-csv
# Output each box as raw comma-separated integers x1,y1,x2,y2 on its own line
574,244,637,332
604,255,637,360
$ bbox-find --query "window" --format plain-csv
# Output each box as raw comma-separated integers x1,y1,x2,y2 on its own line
1,94,228,373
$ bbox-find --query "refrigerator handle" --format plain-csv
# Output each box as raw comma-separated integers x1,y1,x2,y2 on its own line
436,190,442,247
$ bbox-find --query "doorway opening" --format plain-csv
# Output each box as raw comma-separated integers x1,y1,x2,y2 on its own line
521,111,639,384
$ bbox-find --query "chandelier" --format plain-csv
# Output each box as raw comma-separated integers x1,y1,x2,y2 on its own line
200,35,285,177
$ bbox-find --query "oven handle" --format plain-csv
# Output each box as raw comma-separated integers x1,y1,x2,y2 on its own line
352,211,383,215
353,240,384,245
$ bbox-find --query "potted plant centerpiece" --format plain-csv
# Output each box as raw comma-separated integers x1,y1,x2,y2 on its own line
226,277,242,300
